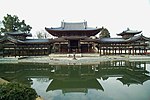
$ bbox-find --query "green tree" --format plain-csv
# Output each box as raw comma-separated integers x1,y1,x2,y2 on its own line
99,27,110,38
0,82,37,100
0,14,32,33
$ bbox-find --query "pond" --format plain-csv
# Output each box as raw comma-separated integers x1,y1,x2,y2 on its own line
0,61,150,100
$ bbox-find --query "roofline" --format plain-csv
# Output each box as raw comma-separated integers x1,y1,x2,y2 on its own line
117,31,142,36
45,27,102,37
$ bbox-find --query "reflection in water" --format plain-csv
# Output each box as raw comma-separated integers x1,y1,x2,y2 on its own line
0,61,150,100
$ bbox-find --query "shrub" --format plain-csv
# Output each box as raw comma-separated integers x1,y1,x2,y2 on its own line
0,82,37,100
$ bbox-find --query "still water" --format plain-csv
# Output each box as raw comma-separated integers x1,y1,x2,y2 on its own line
0,61,150,100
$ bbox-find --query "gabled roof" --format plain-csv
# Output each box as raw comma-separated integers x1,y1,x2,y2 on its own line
97,35,150,44
128,34,150,42
23,39,52,44
0,35,23,43
117,28,142,36
45,21,102,37
0,35,53,44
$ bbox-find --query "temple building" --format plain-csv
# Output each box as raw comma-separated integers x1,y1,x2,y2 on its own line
97,28,150,55
45,21,150,54
45,21,102,53
0,21,150,57
0,32,53,57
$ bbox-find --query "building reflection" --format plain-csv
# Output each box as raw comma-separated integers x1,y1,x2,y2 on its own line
0,61,150,93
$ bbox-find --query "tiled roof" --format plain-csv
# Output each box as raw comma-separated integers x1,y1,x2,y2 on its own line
24,39,51,44
46,21,99,31
0,35,53,44
62,22,86,30
97,35,150,43
117,28,142,36
98,38,127,43
45,21,102,37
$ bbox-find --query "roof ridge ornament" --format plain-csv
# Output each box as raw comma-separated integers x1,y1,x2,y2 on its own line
61,20,65,29
127,28,130,31
83,20,87,29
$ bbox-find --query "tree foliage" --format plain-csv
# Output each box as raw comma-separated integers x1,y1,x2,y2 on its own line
36,31,45,39
99,27,110,38
36,30,51,39
0,14,32,33
0,82,37,100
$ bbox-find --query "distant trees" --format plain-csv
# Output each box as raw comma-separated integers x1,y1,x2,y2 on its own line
36,31,44,39
36,30,52,39
99,27,110,38
0,14,32,33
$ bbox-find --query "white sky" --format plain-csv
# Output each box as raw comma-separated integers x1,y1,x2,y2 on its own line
0,0,150,37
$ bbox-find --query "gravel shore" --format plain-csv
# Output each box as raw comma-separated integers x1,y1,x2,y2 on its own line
1,54,150,65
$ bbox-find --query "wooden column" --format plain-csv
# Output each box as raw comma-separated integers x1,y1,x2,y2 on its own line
33,45,35,56
99,44,101,56
14,45,16,57
59,42,61,53
22,46,24,56
22,46,25,56
118,45,120,54
68,41,70,53
44,45,46,55
106,45,108,55
135,48,137,55
2,44,4,57
132,45,134,55
128,45,130,55
88,42,90,53
37,44,39,55
54,43,56,53
103,47,105,55
98,43,99,53
115,48,116,55
144,46,146,55
124,44,127,54
112,44,114,55
78,40,81,53
8,47,10,57
28,45,30,56
139,48,140,55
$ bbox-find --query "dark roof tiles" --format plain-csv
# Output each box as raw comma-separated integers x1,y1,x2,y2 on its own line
117,28,142,36
97,35,150,44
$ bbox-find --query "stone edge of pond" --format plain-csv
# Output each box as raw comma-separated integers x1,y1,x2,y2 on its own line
1,55,150,65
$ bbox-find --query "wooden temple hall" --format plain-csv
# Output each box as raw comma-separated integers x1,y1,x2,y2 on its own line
0,21,150,57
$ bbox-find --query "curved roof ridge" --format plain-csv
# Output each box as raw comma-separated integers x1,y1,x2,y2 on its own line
127,34,150,42
117,28,142,36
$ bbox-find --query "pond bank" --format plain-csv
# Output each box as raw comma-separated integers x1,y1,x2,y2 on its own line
1,54,150,65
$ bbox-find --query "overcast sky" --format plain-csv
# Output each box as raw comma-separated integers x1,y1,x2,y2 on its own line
0,0,150,37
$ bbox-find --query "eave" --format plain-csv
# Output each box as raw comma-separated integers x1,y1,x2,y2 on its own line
45,27,102,37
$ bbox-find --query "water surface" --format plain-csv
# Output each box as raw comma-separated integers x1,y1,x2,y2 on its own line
0,61,150,100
